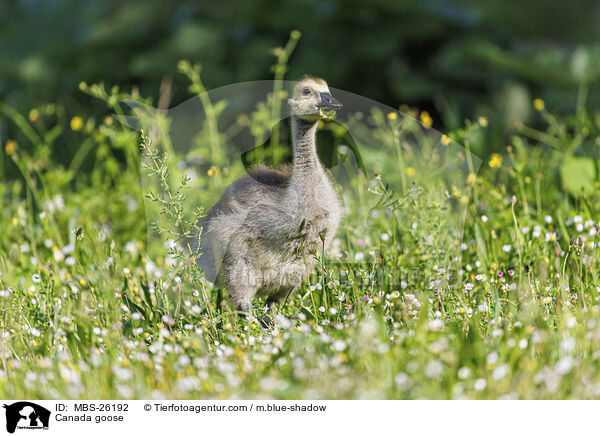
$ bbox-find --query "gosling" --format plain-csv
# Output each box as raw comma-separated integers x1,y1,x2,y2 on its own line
195,76,343,322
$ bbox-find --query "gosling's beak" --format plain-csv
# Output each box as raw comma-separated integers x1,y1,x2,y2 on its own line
317,92,343,110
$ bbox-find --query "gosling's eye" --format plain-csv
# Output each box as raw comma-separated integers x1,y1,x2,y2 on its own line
302,88,311,96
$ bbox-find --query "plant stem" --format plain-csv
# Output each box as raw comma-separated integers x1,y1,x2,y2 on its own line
141,133,219,340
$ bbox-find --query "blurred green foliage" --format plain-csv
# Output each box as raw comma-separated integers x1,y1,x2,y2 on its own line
1,0,600,167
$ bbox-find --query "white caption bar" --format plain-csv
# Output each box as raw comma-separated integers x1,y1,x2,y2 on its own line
0,400,594,435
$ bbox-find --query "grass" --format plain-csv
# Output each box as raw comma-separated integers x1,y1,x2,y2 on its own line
1,52,600,400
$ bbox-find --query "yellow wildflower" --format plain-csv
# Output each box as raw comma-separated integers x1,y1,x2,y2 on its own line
533,98,545,111
420,111,432,128
488,153,503,168
70,116,84,131
441,134,451,145
5,140,16,156
405,167,415,176
207,165,219,176
478,116,488,127
387,112,397,120
29,109,40,123
466,173,477,184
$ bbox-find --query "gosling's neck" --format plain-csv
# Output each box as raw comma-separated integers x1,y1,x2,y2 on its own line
291,115,320,180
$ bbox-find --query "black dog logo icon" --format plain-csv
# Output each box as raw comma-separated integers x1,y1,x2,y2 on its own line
3,402,50,433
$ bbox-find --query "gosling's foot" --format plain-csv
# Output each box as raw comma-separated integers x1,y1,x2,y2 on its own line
235,304,272,329
258,315,273,329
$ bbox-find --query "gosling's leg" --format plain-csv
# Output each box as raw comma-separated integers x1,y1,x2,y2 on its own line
261,285,297,329
226,263,274,329
266,286,295,308
224,258,259,323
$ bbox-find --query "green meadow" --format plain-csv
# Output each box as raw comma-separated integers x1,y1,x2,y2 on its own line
1,39,600,400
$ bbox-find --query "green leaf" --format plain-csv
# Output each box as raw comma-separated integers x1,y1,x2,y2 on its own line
559,156,596,193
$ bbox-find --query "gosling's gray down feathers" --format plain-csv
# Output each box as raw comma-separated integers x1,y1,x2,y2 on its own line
195,77,343,313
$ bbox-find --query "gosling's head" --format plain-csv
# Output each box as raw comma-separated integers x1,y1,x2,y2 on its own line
288,76,342,122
